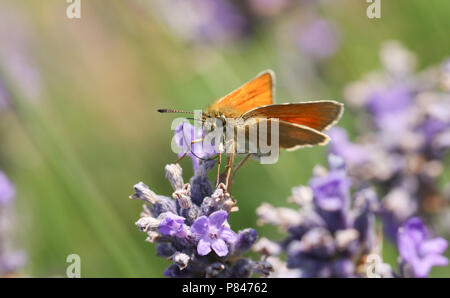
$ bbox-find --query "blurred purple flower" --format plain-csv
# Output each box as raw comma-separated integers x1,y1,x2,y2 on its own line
158,212,189,238
310,170,350,212
353,187,379,244
381,188,418,241
0,251,27,276
295,18,340,60
343,43,450,247
328,127,369,166
420,118,448,144
366,84,414,133
366,84,413,116
153,0,248,45
0,171,15,206
258,155,382,277
191,210,237,256
0,7,42,102
397,217,448,277
309,157,350,232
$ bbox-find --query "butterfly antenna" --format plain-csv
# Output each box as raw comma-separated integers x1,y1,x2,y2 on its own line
158,109,208,120
157,109,195,114
190,151,214,161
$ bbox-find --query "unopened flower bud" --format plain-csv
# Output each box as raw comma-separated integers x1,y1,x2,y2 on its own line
253,238,282,256
205,262,227,278
211,183,227,203
172,252,190,270
172,184,192,209
145,231,161,243
135,216,160,232
130,182,158,205
223,199,237,213
232,229,258,255
335,229,359,251
256,203,280,226
289,185,313,206
165,164,184,190
251,260,274,277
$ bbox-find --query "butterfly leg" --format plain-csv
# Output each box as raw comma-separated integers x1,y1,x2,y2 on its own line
215,152,222,187
173,138,203,163
224,143,235,190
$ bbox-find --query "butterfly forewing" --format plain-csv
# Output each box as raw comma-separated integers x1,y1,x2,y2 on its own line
207,71,274,117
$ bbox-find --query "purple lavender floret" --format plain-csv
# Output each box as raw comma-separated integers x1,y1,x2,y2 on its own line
295,17,340,60
159,212,189,238
397,217,448,277
129,149,269,277
150,0,248,46
191,211,237,257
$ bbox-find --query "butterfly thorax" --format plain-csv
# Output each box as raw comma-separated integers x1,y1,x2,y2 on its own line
205,105,243,119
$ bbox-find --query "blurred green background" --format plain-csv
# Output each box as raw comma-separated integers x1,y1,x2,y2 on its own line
1,0,449,277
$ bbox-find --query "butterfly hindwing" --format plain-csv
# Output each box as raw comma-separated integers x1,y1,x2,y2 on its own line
275,119,329,150
244,118,329,152
242,101,343,132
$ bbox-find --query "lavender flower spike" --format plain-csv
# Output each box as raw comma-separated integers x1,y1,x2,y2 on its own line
132,127,269,277
398,217,448,277
191,211,237,257
130,162,268,277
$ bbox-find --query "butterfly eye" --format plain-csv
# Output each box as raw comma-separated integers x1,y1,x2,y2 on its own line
220,115,227,125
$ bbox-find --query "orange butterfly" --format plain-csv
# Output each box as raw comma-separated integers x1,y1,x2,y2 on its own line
159,70,343,189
